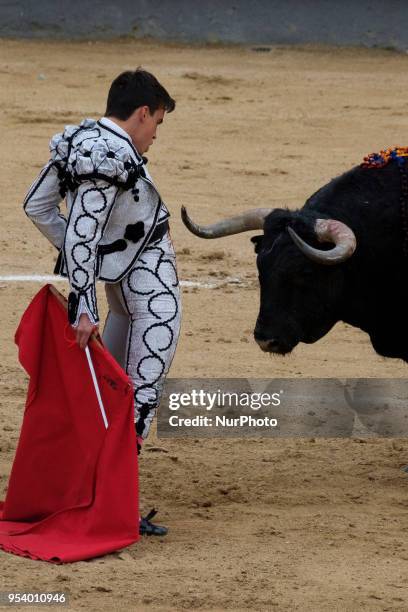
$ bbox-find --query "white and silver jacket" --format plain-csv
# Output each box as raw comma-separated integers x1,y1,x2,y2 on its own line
24,117,170,326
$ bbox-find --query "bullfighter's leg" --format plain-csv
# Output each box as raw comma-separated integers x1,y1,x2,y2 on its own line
104,236,181,536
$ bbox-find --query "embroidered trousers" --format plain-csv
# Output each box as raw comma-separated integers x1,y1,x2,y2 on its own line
102,231,181,439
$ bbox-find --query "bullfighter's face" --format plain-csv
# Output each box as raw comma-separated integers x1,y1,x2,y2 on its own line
132,106,165,154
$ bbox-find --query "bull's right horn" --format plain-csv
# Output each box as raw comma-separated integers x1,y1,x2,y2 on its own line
287,218,357,265
181,206,272,238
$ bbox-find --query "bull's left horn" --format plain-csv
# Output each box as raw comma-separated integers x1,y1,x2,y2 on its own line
181,206,272,238
287,219,356,265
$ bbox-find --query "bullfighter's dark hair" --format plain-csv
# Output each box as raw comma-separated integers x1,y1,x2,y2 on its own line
105,68,175,120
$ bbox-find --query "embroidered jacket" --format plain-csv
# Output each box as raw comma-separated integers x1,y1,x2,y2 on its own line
24,117,170,326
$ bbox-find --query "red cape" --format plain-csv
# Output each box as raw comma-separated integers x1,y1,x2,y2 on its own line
0,285,139,562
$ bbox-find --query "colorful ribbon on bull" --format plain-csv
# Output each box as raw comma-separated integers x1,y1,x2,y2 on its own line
362,146,408,256
361,146,408,168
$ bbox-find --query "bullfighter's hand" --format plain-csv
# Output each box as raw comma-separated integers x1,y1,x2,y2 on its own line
75,313,98,350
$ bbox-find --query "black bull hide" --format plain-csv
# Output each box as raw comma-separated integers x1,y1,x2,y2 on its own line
253,161,408,359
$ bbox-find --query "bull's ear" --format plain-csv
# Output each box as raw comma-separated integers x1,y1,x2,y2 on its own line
251,235,264,253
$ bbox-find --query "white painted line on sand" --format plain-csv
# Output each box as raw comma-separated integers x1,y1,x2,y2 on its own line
0,274,65,282
0,274,245,289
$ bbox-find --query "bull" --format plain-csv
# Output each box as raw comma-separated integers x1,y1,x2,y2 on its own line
181,151,408,361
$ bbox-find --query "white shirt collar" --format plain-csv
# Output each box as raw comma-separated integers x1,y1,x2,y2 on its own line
99,117,132,140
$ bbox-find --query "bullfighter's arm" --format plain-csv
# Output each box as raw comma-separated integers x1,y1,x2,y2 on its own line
23,161,67,250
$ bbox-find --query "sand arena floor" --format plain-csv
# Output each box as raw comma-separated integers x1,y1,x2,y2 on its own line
1,38,408,610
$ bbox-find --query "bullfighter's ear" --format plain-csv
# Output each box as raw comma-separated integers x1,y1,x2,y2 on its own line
251,235,264,253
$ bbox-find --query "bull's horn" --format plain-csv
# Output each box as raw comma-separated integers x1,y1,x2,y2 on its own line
287,219,356,265
181,206,271,238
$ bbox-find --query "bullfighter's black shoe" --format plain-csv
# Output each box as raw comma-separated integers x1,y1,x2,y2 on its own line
139,509,168,536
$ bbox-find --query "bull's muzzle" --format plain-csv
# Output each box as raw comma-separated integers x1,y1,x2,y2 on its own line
256,338,283,353
254,327,294,355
